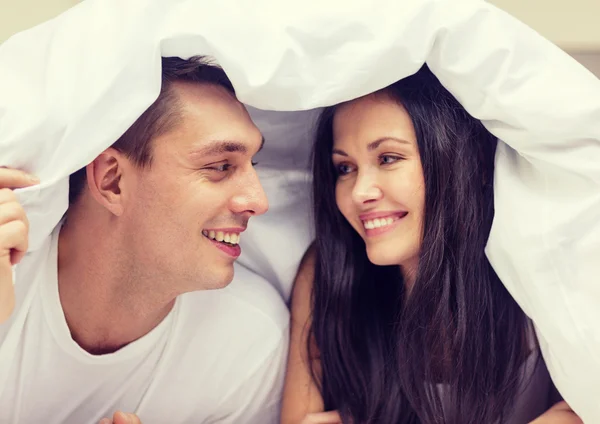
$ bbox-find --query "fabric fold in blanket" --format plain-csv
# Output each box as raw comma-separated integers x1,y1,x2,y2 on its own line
1,0,599,419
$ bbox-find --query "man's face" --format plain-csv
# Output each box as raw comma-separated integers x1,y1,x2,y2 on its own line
120,82,268,294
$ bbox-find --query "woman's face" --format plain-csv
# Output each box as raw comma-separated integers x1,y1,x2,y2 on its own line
332,93,425,277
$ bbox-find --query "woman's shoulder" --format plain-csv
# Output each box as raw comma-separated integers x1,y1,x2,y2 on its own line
289,242,320,338
292,242,317,303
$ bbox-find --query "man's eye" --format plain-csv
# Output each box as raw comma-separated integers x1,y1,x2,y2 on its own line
208,163,232,172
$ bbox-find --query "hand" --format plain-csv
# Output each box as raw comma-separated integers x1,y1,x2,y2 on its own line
0,167,39,323
529,401,583,424
99,411,142,424
300,410,343,423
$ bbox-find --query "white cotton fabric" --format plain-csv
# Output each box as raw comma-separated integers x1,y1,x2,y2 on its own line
0,226,288,424
1,0,599,420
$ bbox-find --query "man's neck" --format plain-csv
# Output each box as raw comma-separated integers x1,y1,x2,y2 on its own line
56,221,176,355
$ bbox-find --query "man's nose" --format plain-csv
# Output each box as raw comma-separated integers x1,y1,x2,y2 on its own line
230,168,269,217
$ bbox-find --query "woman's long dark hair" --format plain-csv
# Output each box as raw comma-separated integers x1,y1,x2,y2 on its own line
310,66,532,423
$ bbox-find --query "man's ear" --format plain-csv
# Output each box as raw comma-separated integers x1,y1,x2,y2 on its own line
85,148,131,216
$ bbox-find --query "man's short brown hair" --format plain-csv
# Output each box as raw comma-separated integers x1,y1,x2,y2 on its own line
68,56,236,204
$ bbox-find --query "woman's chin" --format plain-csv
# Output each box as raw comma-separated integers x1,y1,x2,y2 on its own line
366,245,418,271
366,248,402,267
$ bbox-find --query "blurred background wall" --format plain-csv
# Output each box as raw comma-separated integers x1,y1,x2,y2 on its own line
0,0,80,43
0,0,598,75
492,0,600,76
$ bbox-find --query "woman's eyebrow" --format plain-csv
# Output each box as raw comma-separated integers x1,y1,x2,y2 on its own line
367,137,410,151
332,137,410,156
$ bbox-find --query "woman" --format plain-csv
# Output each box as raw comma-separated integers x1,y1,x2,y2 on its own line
281,67,580,423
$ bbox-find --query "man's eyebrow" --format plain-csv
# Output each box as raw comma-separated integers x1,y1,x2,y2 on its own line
191,136,265,157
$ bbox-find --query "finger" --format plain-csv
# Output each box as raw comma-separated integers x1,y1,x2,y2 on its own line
113,411,140,424
303,411,343,423
0,168,39,189
10,249,26,266
0,220,28,267
98,419,111,424
0,188,18,205
128,413,142,424
0,219,28,255
0,200,28,227
0,237,17,322
112,411,128,424
0,267,16,323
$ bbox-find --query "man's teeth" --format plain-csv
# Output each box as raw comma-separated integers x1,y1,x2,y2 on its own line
362,217,396,230
202,230,240,244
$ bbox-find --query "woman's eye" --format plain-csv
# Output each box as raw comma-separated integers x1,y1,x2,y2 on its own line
336,163,355,176
380,155,402,165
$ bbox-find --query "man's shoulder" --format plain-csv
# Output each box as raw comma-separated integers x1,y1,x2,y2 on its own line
141,265,290,419
176,263,289,343
164,264,289,386
221,263,289,330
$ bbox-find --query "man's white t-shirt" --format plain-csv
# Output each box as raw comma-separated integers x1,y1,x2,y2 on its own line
0,226,290,424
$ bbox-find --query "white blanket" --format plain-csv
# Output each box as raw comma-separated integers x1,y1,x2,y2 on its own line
1,0,599,419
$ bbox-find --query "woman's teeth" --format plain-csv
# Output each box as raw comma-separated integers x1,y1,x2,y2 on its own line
362,216,397,230
202,230,240,244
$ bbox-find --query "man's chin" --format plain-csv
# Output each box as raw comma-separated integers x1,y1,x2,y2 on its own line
203,266,235,291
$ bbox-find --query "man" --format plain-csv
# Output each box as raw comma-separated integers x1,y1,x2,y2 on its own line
0,57,289,423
